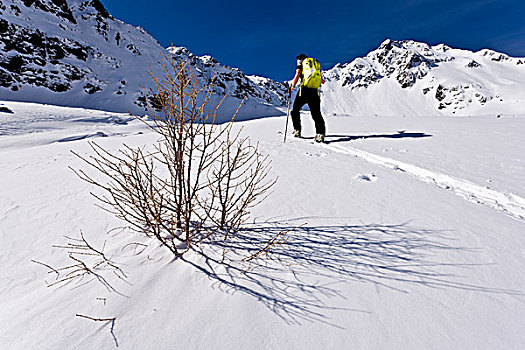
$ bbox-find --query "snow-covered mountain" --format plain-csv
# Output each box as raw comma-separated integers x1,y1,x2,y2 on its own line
1,1,524,118
322,39,525,116
0,0,286,117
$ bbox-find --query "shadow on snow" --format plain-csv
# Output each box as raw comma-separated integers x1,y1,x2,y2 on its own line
323,132,432,144
183,219,522,325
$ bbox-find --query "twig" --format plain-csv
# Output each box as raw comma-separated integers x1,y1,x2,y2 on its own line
243,223,306,262
76,314,116,322
47,273,85,287
76,314,119,347
39,232,125,291
31,259,59,277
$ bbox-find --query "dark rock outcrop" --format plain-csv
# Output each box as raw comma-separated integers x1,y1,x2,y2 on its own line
467,60,481,68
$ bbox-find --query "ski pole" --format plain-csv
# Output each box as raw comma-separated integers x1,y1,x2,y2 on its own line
284,86,291,143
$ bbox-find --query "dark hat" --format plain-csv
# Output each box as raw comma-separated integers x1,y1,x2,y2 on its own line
296,53,307,60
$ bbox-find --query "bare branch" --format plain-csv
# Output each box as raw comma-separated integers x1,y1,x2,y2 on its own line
76,314,116,322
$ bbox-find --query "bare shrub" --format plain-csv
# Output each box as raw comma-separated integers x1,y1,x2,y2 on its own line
72,55,276,257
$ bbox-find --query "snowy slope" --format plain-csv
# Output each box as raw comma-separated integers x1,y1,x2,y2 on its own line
1,100,525,349
0,0,286,117
322,39,525,116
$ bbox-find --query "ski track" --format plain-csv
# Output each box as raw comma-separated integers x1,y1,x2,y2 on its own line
323,143,525,221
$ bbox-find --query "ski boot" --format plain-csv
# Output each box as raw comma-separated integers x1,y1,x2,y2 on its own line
293,130,301,138
315,134,325,143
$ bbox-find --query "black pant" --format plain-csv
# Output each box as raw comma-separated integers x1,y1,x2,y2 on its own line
291,86,325,135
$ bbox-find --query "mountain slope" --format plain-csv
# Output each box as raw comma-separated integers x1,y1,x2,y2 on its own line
322,39,525,116
0,0,286,117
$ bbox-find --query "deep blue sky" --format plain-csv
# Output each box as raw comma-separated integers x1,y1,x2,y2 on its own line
102,0,525,81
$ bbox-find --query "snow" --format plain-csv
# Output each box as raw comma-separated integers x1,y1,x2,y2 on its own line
2,4,525,348
1,100,524,349
325,142,525,220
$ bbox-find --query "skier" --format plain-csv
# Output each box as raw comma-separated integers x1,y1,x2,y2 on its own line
288,53,326,143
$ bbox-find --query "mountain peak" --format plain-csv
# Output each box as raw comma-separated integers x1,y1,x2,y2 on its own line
322,39,525,116
85,0,111,19
326,39,451,90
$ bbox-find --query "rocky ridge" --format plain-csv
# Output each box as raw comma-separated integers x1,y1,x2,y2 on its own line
325,40,452,89
167,46,286,107
323,39,525,115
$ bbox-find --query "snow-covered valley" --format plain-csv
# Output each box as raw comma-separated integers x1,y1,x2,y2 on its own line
1,101,524,349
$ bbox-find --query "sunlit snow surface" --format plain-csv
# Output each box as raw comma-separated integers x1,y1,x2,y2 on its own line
1,101,524,349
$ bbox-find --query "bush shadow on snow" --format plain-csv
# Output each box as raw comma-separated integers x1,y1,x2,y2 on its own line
183,219,522,325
